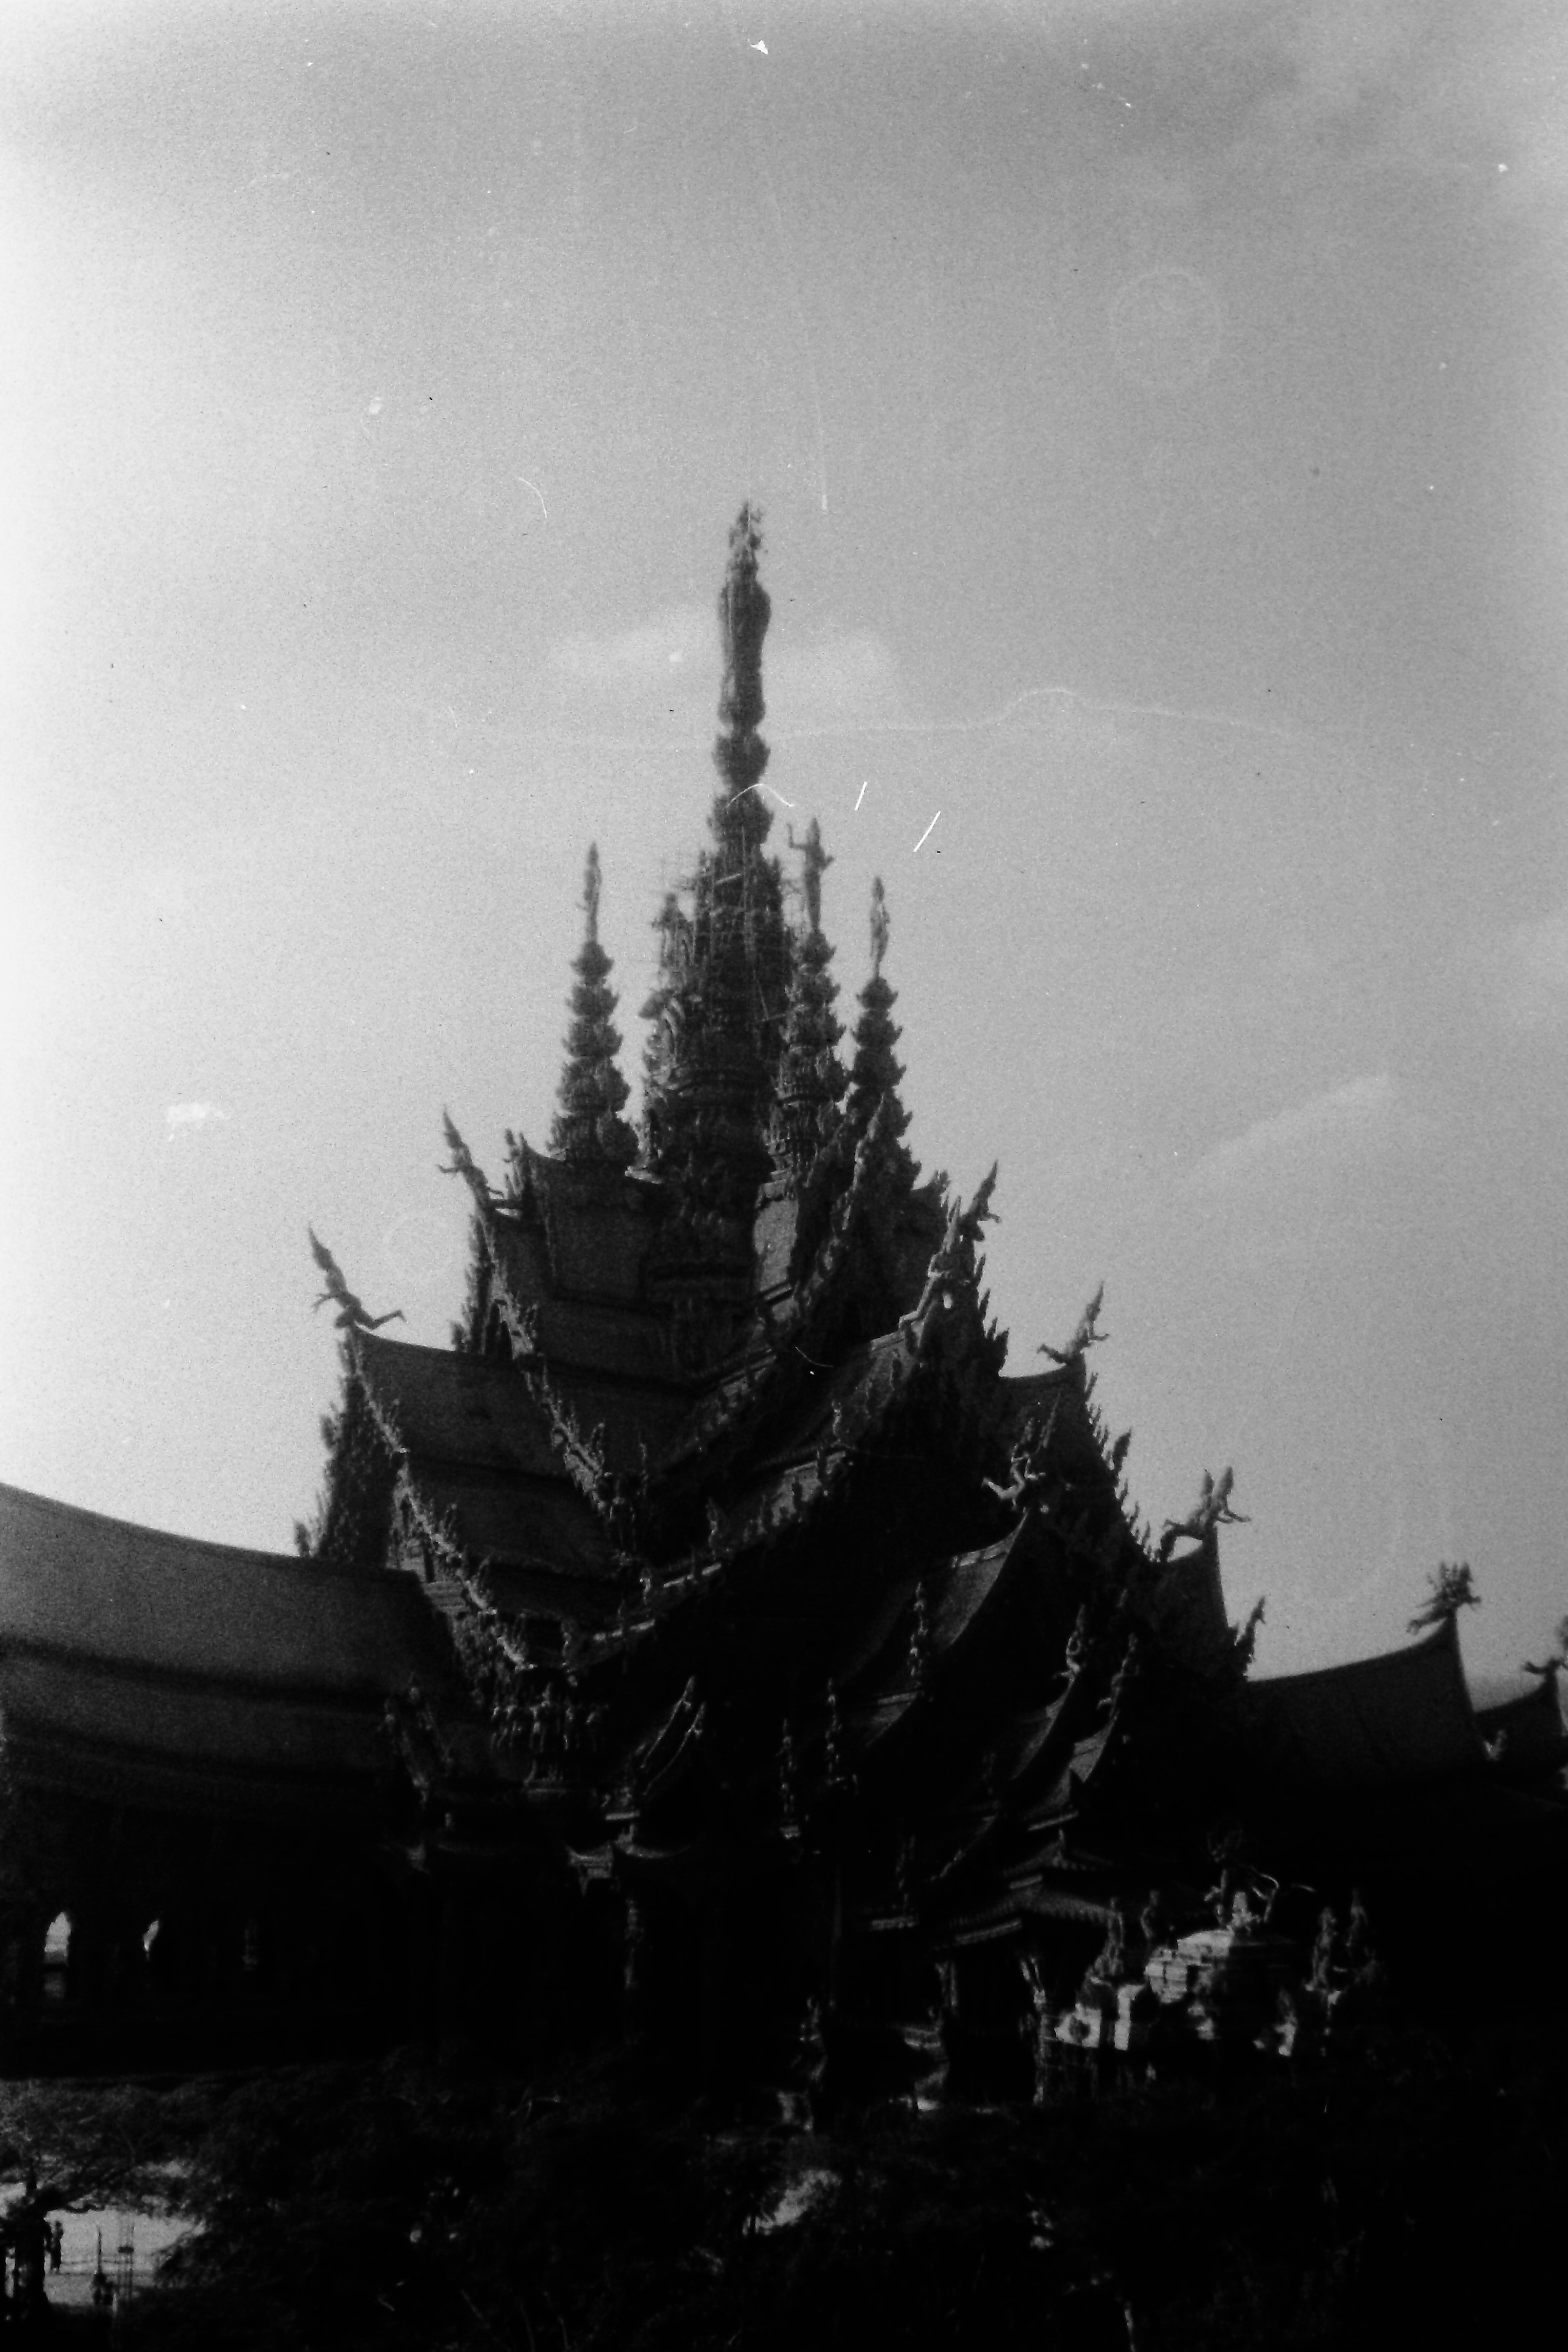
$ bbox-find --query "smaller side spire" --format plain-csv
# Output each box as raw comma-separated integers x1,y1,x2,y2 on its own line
770,818,846,1187
638,888,689,1167
550,844,637,1169
843,877,915,1186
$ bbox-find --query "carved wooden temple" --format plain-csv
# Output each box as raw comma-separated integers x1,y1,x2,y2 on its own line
0,510,1563,2081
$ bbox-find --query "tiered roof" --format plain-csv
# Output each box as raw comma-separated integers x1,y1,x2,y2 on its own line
290,511,1290,1962
0,511,1557,2076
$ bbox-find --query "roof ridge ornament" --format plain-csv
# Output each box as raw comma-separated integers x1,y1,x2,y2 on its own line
307,1228,405,1333
1037,1283,1107,1368
1407,1559,1479,1636
1158,1466,1249,1563
438,1109,497,1214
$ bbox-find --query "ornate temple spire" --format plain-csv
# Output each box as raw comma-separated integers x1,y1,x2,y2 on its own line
710,502,774,849
770,817,846,1188
641,508,791,1256
843,877,915,1187
550,844,638,1169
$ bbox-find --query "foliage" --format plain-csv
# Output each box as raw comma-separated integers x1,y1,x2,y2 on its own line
12,2006,1559,2350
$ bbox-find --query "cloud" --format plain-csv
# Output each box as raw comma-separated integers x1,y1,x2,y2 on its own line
548,605,710,693
165,1101,229,1135
1188,1071,1405,1193
546,611,906,734
766,628,906,732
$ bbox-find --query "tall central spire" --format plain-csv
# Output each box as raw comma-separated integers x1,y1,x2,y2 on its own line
710,502,773,849
642,510,790,1224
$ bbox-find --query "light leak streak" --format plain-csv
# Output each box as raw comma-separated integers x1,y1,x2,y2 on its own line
728,782,797,809
855,781,868,811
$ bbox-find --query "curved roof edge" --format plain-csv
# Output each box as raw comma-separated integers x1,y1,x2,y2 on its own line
0,1478,321,1576
0,1477,446,1696
1242,1614,1486,1789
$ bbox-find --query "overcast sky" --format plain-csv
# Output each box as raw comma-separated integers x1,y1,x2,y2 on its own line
3,0,1567,1680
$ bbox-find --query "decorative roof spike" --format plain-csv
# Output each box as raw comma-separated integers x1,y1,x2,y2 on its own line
1407,1559,1479,1636
869,873,891,978
835,877,916,1201
550,844,638,1169
713,502,773,819
791,815,834,938
1038,1283,1108,1368
641,510,789,1232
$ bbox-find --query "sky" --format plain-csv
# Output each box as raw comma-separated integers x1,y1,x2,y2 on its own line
2,0,1568,1681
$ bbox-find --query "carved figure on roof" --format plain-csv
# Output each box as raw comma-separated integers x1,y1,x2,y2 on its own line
1108,1631,1143,1714
909,1580,935,1689
778,1719,800,1829
1138,1887,1172,1952
823,1679,853,1791
1233,1596,1266,1675
307,1229,405,1331
1063,1603,1092,1684
958,1163,999,1250
1084,1897,1129,1987
1018,1950,1056,2105
1334,1885,1366,1962
1521,1615,1568,1684
983,1400,1062,1512
787,817,834,935
438,1111,494,1209
795,1996,831,2127
1407,1559,1479,1635
1037,1282,1107,1367
869,875,891,977
1309,1905,1340,1998
1158,1466,1249,1561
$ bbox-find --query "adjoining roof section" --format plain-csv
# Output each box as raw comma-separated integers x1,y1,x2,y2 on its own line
0,1648,398,1823
1472,1672,1568,1778
0,1479,452,1822
355,1333,561,1480
0,1479,437,1697
352,1334,621,1584
1243,1613,1487,1790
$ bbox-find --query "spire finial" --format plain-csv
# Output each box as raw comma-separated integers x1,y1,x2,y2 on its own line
788,817,833,938
869,875,890,978
717,503,769,745
550,846,636,1168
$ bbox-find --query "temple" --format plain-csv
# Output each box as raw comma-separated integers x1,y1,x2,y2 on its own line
1,510,1564,2083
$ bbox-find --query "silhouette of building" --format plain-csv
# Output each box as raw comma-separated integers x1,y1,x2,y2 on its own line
0,511,1562,2082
